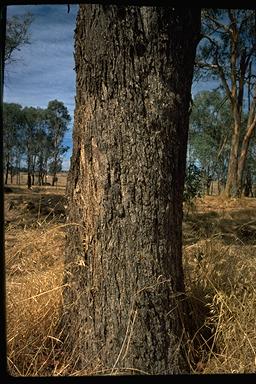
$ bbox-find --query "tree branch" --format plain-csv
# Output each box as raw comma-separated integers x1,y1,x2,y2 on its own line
204,10,230,33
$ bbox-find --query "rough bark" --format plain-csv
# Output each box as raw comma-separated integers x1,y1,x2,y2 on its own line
62,5,200,375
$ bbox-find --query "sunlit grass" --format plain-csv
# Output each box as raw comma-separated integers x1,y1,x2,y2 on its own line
5,192,256,375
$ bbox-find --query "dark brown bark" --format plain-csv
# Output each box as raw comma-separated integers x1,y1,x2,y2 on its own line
27,173,31,189
10,168,13,184
62,5,200,375
52,174,58,187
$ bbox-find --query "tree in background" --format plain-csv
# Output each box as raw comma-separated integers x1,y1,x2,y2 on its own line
196,9,256,197
32,111,52,186
22,106,45,188
62,4,200,374
188,90,232,194
46,100,70,186
3,103,24,184
5,12,33,64
240,125,256,197
183,162,204,204
3,100,70,188
35,127,52,186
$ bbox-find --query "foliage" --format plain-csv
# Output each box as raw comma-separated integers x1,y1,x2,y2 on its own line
196,9,256,83
5,12,34,64
189,89,256,196
3,100,71,186
3,103,25,183
188,89,232,190
195,9,256,197
184,163,203,203
45,100,71,183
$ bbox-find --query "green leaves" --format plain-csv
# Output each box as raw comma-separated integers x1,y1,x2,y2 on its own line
45,100,71,178
184,163,203,203
3,100,70,183
189,89,231,180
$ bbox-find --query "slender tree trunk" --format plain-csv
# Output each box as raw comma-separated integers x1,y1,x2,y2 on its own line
237,134,252,197
52,172,56,187
18,160,20,185
224,127,240,197
5,163,9,184
243,168,253,197
237,86,256,197
27,153,32,189
27,173,32,189
222,18,243,198
62,5,200,375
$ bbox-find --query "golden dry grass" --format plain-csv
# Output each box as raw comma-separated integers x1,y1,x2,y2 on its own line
183,196,256,373
4,189,256,375
5,224,66,376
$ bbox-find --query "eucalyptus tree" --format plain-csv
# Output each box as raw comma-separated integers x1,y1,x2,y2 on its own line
196,9,256,197
243,132,256,196
3,102,24,184
34,122,52,185
189,90,232,194
22,106,46,188
62,4,200,374
46,100,70,186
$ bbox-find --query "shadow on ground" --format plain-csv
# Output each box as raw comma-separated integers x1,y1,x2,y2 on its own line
183,207,256,246
4,186,67,228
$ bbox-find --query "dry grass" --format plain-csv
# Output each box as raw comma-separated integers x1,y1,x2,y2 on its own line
183,197,256,373
4,190,256,375
5,223,66,376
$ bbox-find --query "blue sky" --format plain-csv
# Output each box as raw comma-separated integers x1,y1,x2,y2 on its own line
4,4,217,171
4,4,78,170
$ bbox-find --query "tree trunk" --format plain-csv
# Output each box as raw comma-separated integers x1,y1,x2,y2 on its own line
224,128,240,197
237,87,256,197
27,173,32,189
62,5,200,375
52,172,56,187
27,154,32,189
243,168,253,197
237,134,252,197
5,156,9,184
